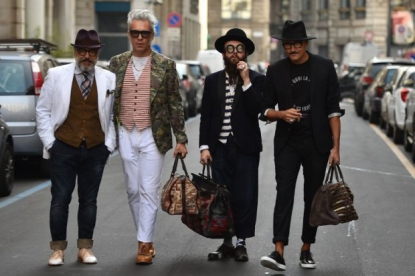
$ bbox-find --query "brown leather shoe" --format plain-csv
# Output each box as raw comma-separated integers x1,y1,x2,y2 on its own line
149,243,155,258
136,242,153,264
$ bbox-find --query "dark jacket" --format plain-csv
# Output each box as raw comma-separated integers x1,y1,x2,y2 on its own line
200,69,265,154
260,52,341,156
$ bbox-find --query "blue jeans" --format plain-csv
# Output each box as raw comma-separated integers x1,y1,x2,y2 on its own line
49,140,110,241
211,135,260,239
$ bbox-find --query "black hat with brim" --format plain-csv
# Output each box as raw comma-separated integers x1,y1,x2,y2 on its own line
71,29,104,49
272,20,316,41
215,28,255,55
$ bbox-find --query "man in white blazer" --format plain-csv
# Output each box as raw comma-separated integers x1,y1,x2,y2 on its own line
36,29,116,266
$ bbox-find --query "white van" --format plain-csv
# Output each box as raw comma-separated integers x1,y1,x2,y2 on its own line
196,50,223,73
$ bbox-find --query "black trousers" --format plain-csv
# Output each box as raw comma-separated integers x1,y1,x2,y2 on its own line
272,141,329,246
211,135,260,239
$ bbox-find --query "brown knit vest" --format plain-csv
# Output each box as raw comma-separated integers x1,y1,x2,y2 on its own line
55,76,105,148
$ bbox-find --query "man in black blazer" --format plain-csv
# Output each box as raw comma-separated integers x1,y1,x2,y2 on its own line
259,21,342,271
199,28,265,262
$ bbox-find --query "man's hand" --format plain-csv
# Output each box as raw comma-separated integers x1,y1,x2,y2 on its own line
174,143,188,158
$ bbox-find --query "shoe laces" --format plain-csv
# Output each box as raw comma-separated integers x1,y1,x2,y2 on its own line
300,250,314,262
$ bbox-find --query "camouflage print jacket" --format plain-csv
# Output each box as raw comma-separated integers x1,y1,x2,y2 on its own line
108,50,188,154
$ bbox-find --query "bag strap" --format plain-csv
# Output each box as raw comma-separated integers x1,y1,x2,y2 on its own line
324,165,335,184
201,161,213,179
171,153,191,178
170,154,180,177
181,175,187,214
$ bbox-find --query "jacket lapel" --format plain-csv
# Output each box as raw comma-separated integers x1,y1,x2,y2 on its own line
94,66,106,110
217,70,226,119
150,51,165,103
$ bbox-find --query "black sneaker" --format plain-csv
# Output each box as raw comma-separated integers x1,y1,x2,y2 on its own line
260,251,286,271
299,250,316,269
234,245,249,262
207,244,235,260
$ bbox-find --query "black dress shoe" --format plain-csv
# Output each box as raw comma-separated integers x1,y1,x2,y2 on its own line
234,245,249,262
207,244,235,260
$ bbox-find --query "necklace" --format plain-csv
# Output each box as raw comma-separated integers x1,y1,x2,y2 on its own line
131,59,145,72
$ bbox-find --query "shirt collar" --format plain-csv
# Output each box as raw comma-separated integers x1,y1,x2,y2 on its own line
74,64,95,77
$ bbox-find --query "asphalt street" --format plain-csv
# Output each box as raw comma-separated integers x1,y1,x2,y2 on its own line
1,100,415,276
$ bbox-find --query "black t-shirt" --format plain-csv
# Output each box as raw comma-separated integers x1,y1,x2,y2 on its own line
288,60,314,147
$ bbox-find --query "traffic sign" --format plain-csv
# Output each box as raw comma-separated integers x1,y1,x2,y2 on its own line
154,23,160,37
152,44,161,53
167,12,182,28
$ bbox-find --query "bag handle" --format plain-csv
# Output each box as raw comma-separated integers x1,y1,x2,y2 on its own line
201,160,213,180
170,153,190,178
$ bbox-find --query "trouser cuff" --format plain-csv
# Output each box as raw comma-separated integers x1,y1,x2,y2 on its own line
50,240,68,250
77,239,94,249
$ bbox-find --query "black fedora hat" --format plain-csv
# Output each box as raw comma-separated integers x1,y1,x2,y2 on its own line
272,20,316,41
215,28,255,55
71,29,104,49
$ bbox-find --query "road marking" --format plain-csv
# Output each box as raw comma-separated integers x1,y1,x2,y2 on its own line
371,124,415,179
0,151,120,209
0,182,50,209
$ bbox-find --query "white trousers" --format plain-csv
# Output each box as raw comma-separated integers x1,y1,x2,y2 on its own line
119,126,165,242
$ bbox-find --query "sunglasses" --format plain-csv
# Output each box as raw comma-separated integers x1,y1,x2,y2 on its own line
225,44,245,54
282,41,303,50
129,30,153,38
76,48,99,57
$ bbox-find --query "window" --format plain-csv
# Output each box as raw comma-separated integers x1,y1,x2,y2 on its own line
355,0,366,19
221,0,252,20
339,0,351,20
302,0,312,10
95,2,131,60
318,0,328,21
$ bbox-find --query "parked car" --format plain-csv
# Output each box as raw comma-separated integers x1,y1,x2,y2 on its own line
0,105,14,197
385,66,415,144
362,65,401,123
175,60,207,117
403,80,415,161
0,39,60,176
380,65,413,129
338,63,365,100
354,57,414,117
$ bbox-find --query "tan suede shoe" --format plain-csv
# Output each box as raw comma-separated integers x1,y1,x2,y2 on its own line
136,242,153,264
78,248,97,264
48,249,64,266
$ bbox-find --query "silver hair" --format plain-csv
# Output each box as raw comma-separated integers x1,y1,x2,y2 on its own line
127,9,158,32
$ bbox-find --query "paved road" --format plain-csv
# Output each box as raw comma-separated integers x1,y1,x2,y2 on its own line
1,101,415,275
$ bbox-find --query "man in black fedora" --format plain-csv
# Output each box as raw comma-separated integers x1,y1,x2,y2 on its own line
259,20,342,271
36,29,116,266
199,28,265,262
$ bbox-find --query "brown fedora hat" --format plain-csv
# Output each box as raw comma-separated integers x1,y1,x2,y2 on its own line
272,20,316,41
71,29,104,49
215,28,255,55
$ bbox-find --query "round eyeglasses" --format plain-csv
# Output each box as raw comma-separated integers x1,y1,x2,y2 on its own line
282,41,303,50
225,44,245,54
76,48,99,57
129,30,153,38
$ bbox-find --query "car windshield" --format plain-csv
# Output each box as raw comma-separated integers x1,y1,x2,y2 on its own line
188,64,203,78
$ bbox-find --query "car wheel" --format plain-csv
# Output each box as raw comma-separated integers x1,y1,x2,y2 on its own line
393,122,404,144
404,126,412,152
412,127,415,163
354,95,363,116
0,142,14,197
379,115,386,129
369,109,379,124
40,159,50,178
385,118,394,137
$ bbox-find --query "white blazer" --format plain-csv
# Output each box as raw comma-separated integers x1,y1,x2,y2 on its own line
36,63,116,159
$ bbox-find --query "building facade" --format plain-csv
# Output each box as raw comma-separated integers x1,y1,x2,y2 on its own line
2,0,415,64
0,0,203,61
